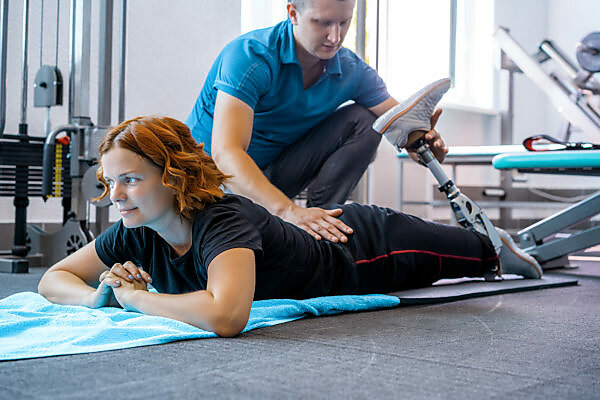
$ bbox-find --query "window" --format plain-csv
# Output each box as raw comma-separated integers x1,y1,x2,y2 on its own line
379,0,495,110
451,0,495,109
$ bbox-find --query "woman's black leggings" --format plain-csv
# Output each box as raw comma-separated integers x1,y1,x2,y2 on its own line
335,203,499,294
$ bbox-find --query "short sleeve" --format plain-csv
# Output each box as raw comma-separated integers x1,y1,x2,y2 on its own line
354,61,390,108
214,39,272,109
94,220,144,268
195,206,263,270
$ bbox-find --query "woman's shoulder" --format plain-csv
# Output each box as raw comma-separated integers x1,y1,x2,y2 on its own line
193,194,272,234
191,195,264,262
193,195,253,228
196,193,246,214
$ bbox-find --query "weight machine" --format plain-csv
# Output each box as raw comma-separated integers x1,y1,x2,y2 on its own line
0,0,127,273
493,28,600,268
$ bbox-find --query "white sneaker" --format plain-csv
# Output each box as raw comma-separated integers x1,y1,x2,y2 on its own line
373,78,451,148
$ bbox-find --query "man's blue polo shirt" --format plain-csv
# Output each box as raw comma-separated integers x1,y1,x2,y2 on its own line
185,19,390,169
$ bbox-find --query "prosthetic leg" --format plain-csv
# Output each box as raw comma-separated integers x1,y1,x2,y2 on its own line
373,79,503,254
373,79,542,279
405,131,502,255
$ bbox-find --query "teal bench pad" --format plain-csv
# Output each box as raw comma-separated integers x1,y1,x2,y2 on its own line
493,150,600,170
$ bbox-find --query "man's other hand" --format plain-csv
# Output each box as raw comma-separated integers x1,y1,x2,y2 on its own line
408,108,448,164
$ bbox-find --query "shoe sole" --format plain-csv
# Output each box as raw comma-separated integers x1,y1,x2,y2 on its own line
378,79,451,135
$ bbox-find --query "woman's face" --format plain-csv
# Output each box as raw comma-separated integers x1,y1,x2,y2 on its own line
101,147,176,229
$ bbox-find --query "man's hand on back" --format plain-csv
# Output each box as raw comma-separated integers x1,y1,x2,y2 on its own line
280,205,354,243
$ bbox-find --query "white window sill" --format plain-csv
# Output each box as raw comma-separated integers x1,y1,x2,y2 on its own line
439,101,499,116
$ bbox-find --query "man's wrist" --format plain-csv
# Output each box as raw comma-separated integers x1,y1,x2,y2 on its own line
275,202,297,219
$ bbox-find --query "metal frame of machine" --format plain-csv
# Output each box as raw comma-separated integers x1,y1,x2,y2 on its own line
0,0,128,273
493,27,600,268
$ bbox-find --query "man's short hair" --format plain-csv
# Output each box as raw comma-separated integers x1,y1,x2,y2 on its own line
288,0,310,12
288,0,349,12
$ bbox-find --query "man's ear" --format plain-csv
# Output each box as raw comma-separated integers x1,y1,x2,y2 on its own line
287,3,299,25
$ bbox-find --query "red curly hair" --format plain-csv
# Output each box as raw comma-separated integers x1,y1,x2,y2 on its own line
95,116,230,219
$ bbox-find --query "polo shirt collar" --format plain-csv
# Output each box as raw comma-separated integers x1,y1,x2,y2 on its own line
280,19,299,65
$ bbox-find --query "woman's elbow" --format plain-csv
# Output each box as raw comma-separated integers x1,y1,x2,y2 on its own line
213,325,243,338
209,312,248,338
37,272,64,303
37,272,51,296
211,318,246,337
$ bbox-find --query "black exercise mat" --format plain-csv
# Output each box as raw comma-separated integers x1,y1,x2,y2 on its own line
387,274,577,305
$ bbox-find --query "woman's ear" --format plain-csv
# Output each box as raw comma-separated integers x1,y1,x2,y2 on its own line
167,178,178,194
162,173,179,195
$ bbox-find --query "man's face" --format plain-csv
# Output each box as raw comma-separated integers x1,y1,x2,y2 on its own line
289,0,355,61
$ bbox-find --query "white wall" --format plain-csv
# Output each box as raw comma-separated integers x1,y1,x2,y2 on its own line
0,0,241,225
241,0,287,33
125,1,241,120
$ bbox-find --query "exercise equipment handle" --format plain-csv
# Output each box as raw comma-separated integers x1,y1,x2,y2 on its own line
42,125,78,199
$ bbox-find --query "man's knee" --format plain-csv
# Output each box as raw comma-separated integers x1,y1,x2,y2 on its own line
337,104,381,149
347,105,382,159
337,103,377,125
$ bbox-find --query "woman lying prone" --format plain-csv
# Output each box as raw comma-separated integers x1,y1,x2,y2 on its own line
38,116,542,337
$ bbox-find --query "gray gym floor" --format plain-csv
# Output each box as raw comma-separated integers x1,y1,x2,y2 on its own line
1,258,598,400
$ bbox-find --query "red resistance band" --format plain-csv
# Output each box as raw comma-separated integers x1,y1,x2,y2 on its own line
523,134,600,152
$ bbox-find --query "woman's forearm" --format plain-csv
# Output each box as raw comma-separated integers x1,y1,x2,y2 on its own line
38,270,97,307
123,289,247,337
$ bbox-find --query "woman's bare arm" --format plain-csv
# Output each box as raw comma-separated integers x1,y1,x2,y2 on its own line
114,248,256,337
37,240,115,307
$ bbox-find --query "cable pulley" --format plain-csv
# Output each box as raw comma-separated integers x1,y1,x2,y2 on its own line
576,32,600,73
33,0,62,109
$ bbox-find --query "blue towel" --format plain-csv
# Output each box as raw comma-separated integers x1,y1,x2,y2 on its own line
0,292,400,361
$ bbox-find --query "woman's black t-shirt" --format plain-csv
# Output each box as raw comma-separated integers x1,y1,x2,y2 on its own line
94,194,391,300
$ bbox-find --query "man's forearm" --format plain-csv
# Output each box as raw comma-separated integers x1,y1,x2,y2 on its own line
215,148,295,216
